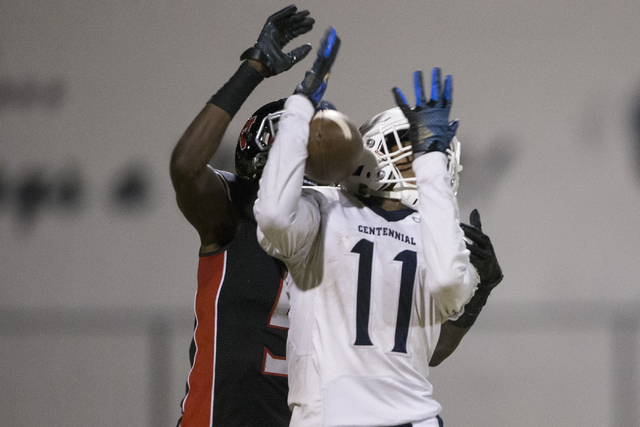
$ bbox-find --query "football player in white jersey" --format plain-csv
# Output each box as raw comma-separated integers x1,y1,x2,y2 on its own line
255,27,495,427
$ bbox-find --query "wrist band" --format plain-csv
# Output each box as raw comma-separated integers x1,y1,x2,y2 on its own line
208,61,264,118
240,47,269,68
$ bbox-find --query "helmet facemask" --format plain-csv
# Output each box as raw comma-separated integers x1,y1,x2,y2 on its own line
341,107,462,209
235,99,286,180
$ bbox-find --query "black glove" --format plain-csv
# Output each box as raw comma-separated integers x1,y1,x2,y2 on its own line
392,68,453,157
460,209,503,289
450,209,503,328
294,27,340,107
241,5,315,77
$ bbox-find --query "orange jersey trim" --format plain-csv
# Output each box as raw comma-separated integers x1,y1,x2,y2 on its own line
181,252,226,427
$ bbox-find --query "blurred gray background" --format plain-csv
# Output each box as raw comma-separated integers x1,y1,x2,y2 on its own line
2,0,640,426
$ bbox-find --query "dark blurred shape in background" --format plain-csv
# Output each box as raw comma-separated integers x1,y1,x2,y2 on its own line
16,169,50,226
0,164,6,211
0,77,67,110
55,164,84,212
111,161,152,212
2,161,152,229
631,85,640,184
11,164,85,228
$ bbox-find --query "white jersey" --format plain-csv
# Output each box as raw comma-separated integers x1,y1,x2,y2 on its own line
255,95,478,427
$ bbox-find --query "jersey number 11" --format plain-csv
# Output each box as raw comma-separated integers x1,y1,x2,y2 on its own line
351,238,416,354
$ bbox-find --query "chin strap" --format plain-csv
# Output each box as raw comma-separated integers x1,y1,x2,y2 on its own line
397,185,419,209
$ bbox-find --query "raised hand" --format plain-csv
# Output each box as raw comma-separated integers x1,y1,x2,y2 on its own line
294,27,340,107
392,67,453,157
460,209,503,290
241,5,315,77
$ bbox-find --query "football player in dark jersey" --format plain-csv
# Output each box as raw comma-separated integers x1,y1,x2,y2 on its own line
170,5,314,426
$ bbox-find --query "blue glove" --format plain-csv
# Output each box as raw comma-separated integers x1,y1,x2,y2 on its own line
392,68,453,157
448,119,459,141
240,5,315,77
294,27,340,107
316,100,337,111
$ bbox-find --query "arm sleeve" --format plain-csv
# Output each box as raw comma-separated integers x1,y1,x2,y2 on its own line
254,94,321,262
413,152,479,322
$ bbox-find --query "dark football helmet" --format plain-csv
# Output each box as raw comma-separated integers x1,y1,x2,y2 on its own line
235,99,287,180
235,98,336,180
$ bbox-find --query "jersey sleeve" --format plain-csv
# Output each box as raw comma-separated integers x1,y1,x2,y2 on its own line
213,169,260,219
212,169,234,202
254,94,321,264
413,152,479,322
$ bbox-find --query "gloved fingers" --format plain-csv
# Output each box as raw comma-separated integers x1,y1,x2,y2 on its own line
288,18,314,36
292,27,339,106
278,12,314,46
328,33,340,62
448,120,459,140
286,44,313,67
460,223,488,247
430,67,442,106
282,10,314,36
288,26,311,38
444,74,452,107
285,9,312,26
392,87,412,117
311,28,339,78
413,70,426,108
469,208,482,231
269,4,297,24
318,27,339,59
467,244,491,259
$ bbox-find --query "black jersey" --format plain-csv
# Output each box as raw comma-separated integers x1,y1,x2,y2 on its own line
178,171,290,427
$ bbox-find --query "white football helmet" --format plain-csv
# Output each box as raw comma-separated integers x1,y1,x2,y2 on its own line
340,107,462,209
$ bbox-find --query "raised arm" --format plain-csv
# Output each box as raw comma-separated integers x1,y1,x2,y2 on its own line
170,5,314,251
255,27,340,260
393,68,478,322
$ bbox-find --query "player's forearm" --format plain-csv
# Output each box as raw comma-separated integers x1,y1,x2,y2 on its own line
414,152,477,319
429,321,471,366
255,95,318,258
171,61,265,187
255,95,314,231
